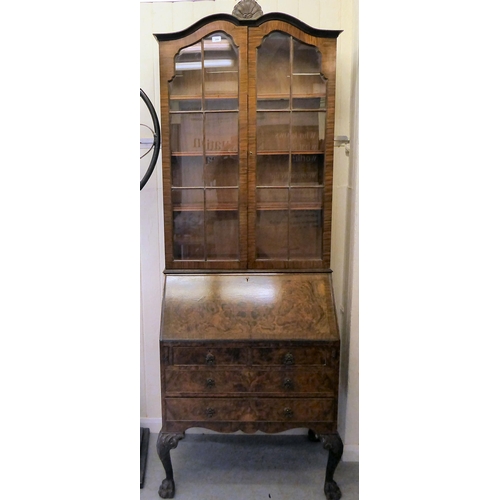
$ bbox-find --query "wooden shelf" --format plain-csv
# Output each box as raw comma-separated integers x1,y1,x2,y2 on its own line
170,95,238,100
257,151,324,155
172,152,238,157
256,203,322,211
257,94,325,100
173,205,239,212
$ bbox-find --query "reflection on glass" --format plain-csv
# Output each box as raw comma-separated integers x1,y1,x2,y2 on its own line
204,33,238,110
257,32,290,98
206,211,239,260
170,42,202,102
289,210,322,259
206,188,238,210
253,33,328,262
291,154,324,185
169,31,241,263
257,98,289,111
257,112,289,152
293,39,321,74
205,156,239,187
170,113,203,153
170,99,203,112
291,112,326,152
171,189,204,211
219,277,277,303
290,187,322,209
206,99,238,111
256,210,288,259
205,113,238,152
256,155,289,186
172,156,204,187
256,188,288,210
173,211,204,260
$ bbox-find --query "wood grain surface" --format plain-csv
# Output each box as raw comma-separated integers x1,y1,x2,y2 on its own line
161,273,339,341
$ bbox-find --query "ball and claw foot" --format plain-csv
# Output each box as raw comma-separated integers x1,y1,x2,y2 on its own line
320,432,344,500
324,479,342,500
158,479,175,499
156,432,184,499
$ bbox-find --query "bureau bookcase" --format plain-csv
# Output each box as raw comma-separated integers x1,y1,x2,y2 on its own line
154,3,344,498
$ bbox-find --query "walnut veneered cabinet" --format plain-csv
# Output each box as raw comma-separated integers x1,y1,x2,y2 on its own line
154,4,343,499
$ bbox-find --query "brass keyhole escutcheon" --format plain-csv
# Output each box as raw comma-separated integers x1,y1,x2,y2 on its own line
206,353,216,365
205,407,216,418
206,378,215,389
284,407,293,418
283,353,295,365
283,378,293,390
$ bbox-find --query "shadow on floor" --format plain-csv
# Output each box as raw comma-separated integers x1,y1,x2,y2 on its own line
141,433,359,500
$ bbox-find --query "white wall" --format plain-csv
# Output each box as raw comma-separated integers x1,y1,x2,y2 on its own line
140,0,358,461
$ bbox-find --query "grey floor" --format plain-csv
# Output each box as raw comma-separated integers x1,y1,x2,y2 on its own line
141,432,359,500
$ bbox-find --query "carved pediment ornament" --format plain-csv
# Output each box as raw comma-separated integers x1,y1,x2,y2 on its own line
232,0,264,20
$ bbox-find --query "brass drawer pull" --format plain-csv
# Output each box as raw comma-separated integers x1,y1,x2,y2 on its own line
205,407,216,418
283,378,293,390
284,407,294,418
283,353,295,365
205,353,216,365
206,378,215,389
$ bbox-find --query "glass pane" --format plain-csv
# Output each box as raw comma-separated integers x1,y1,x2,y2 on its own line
206,211,239,260
291,154,324,185
292,75,326,110
257,32,290,99
205,113,238,153
206,98,238,111
172,156,204,187
256,188,288,210
206,188,238,211
290,187,322,210
173,211,204,260
257,98,289,111
289,210,322,259
205,155,238,187
170,113,203,153
171,42,202,104
204,33,238,110
170,98,203,112
291,112,326,152
256,155,289,186
256,210,288,259
293,39,321,74
257,112,290,152
171,188,204,211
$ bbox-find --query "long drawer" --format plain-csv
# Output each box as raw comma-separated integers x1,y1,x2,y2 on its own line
166,397,336,423
164,368,336,395
166,344,338,367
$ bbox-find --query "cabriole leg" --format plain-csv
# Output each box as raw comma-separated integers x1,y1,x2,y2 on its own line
320,432,344,500
156,432,184,499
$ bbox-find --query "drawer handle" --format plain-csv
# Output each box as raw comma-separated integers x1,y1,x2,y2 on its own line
283,378,294,390
284,407,294,418
283,353,295,365
205,353,216,365
205,407,216,418
206,378,215,389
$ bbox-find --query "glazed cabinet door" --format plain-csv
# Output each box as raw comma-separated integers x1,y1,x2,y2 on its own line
248,22,337,269
158,19,337,271
159,22,248,269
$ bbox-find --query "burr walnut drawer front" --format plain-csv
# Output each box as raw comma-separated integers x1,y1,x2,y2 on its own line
250,346,336,367
166,398,336,423
164,369,336,395
171,347,246,366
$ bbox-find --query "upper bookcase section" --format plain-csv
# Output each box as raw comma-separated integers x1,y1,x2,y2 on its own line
154,1,342,271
